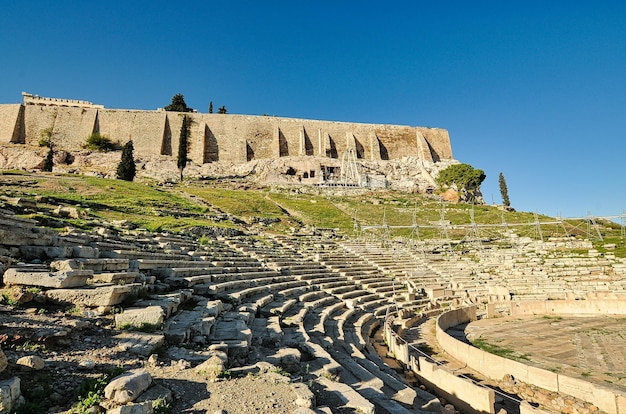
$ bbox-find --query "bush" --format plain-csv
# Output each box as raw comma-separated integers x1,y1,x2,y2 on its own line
39,127,53,147
84,132,116,152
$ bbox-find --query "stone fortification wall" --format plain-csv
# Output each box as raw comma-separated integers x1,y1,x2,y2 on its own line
21,91,104,109
0,104,23,144
0,102,453,165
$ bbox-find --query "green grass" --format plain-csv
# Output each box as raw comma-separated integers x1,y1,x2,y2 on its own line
68,366,126,413
267,193,353,232
472,338,531,361
1,172,625,251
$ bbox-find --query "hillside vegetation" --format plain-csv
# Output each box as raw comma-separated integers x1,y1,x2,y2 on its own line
1,170,624,256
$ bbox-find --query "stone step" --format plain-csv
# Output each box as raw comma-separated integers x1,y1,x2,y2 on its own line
3,267,92,288
88,271,138,284
45,283,142,308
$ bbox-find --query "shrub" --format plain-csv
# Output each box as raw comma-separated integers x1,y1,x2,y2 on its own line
39,127,53,147
84,132,116,152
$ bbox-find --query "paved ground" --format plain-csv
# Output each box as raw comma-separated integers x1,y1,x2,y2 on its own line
464,315,626,391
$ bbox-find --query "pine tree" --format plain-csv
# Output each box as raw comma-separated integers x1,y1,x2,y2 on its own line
164,93,193,112
43,146,54,172
117,141,136,181
178,115,190,181
218,105,227,114
209,101,213,114
499,172,510,207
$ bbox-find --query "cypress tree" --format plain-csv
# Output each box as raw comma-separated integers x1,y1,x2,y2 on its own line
117,140,136,181
178,115,190,181
499,172,510,207
43,146,54,172
209,101,213,114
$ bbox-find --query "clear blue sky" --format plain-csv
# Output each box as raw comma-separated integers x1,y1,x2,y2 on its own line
2,1,625,218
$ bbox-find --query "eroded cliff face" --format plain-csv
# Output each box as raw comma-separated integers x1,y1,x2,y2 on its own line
0,145,461,196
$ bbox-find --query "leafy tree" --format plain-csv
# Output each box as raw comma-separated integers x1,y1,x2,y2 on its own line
165,93,193,112
436,163,486,191
43,146,54,172
177,115,190,181
85,132,116,152
209,101,213,114
117,141,136,181
499,172,510,207
217,105,227,114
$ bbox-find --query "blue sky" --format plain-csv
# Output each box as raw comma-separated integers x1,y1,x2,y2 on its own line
2,1,625,218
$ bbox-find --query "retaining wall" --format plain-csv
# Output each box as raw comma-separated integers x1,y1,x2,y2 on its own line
0,103,452,164
384,317,495,414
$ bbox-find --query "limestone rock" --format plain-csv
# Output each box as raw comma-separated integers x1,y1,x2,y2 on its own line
0,377,22,414
194,352,228,380
45,284,140,307
115,306,165,330
16,355,45,370
78,360,96,370
265,347,301,374
440,188,460,203
0,287,34,305
291,382,315,408
0,349,7,373
135,384,173,405
106,401,153,414
3,267,92,288
104,370,152,404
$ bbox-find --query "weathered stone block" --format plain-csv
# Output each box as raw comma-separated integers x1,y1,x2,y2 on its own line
16,355,45,370
291,382,315,408
194,352,228,380
0,349,6,373
45,284,140,307
0,377,22,414
104,370,152,404
3,268,92,288
106,401,153,414
114,332,165,357
115,306,165,330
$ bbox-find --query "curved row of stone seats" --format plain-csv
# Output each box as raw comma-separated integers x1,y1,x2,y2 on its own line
224,241,435,412
300,293,439,412
339,241,443,304
271,237,431,318
255,236,446,412
343,240,504,310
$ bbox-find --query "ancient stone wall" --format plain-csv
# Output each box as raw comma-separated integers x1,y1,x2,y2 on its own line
21,91,104,109
0,101,453,165
0,104,23,144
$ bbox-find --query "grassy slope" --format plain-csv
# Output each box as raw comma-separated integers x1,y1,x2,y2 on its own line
1,171,624,255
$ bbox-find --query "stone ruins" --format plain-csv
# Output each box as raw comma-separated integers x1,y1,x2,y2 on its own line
1,191,626,413
0,93,452,188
